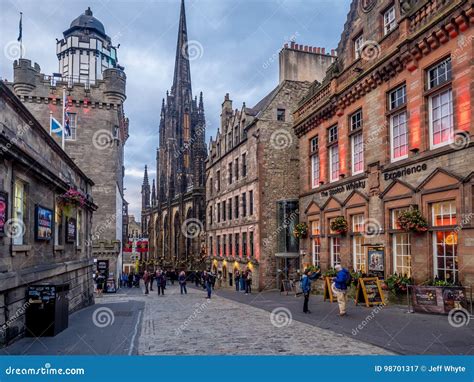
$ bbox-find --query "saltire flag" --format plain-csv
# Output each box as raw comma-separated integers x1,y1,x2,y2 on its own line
63,90,71,137
50,116,63,138
123,241,133,253
17,13,22,42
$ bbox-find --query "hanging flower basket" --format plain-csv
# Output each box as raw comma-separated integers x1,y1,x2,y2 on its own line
397,208,428,233
330,216,348,234
57,188,86,210
293,222,308,239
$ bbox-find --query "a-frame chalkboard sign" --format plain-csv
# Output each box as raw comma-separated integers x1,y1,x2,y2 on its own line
323,276,336,302
355,277,385,307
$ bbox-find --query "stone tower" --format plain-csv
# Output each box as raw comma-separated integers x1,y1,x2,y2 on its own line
141,165,151,234
8,8,128,285
145,0,207,270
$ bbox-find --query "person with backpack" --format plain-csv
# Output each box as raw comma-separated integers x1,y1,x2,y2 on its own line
178,271,187,295
332,264,351,316
301,268,321,313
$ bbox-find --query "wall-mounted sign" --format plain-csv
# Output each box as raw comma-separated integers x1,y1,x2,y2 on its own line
321,180,365,197
383,163,427,181
0,192,7,236
66,217,76,243
35,205,53,241
368,246,384,278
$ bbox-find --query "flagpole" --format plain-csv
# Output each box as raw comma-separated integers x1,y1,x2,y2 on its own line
62,87,66,150
49,111,52,136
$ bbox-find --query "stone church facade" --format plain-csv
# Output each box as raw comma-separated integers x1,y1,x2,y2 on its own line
143,0,207,270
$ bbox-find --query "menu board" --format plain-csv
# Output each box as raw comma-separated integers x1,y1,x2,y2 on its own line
355,277,385,307
0,192,7,236
368,246,384,278
323,276,336,302
35,205,53,241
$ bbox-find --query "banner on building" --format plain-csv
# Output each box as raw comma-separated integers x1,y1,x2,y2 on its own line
136,240,149,253
0,192,7,236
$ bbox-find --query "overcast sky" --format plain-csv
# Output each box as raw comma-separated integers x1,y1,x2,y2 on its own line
1,0,351,219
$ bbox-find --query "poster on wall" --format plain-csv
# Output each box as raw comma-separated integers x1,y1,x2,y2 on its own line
0,192,7,236
66,217,76,243
368,246,384,278
35,205,53,241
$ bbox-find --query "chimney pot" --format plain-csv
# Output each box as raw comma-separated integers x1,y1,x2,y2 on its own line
290,41,295,49
316,47,321,53
284,43,288,48
331,49,335,56
322,48,326,55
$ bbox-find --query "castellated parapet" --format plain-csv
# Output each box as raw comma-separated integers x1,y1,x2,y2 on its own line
11,58,126,107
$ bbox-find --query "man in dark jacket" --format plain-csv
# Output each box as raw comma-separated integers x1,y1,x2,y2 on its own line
301,268,321,313
156,270,165,296
333,264,350,316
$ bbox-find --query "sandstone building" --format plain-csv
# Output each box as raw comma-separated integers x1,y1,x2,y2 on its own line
206,44,336,290
7,8,129,285
294,0,474,285
0,82,96,345
143,0,207,270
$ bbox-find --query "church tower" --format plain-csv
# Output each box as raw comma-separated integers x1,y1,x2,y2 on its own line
147,0,207,269
141,165,151,234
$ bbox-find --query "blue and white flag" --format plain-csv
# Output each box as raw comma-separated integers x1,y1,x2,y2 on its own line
50,116,63,138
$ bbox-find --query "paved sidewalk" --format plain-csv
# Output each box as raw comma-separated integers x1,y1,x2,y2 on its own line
211,286,474,355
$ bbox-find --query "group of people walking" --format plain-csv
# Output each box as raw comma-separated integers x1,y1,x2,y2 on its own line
233,269,253,294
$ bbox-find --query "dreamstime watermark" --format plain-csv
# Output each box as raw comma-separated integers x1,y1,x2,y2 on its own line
175,300,211,336
269,128,293,150
262,32,299,70
5,363,85,376
1,123,31,155
182,40,204,61
360,40,381,61
173,124,206,159
362,218,383,239
451,212,474,237
4,218,26,240
270,307,292,328
4,41,24,61
352,305,384,336
92,307,115,328
262,209,299,248
449,131,471,150
181,218,204,239
447,308,471,328
85,214,117,246
0,301,31,333
92,129,115,150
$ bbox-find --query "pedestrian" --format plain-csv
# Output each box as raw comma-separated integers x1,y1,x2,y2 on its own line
245,268,253,294
96,273,106,297
143,270,150,294
203,271,212,299
149,271,154,291
194,270,200,287
171,270,176,285
240,271,245,292
301,268,321,313
156,270,165,296
234,269,240,292
332,264,350,316
179,271,187,295
128,273,133,288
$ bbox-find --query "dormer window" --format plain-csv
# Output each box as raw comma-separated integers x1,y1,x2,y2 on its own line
277,108,286,122
383,5,397,35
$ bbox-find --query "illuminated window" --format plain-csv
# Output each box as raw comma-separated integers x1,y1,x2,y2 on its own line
390,111,408,161
429,88,453,149
432,201,456,226
393,233,411,277
352,214,364,233
351,132,364,175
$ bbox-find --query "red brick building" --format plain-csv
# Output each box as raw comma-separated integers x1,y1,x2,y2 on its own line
294,0,474,285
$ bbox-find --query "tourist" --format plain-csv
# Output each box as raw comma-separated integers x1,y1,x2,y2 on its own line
245,268,252,294
203,271,212,299
234,269,240,292
179,271,187,295
128,273,133,288
301,268,321,313
240,270,246,292
149,270,154,291
332,264,350,316
156,270,165,296
96,272,106,297
143,270,150,294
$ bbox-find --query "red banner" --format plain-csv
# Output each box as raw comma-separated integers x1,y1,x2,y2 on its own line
136,240,149,253
123,241,133,252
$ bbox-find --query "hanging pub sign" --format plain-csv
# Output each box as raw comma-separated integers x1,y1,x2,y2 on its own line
323,276,336,302
355,277,385,307
0,192,7,236
411,286,468,314
35,205,53,241
136,240,149,253
66,217,76,243
123,240,133,252
368,246,384,278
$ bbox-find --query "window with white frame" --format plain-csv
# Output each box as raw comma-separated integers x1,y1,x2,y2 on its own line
352,214,365,272
311,220,321,267
383,6,397,35
354,34,364,60
352,214,364,233
311,155,320,189
330,237,341,267
388,84,408,162
310,136,318,153
350,110,362,131
329,145,339,182
352,132,364,175
390,85,406,110
64,113,77,141
428,58,453,149
54,204,63,246
431,201,457,282
328,126,338,143
393,233,411,277
13,179,27,245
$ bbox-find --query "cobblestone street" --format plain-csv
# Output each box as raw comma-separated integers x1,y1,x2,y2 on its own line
132,284,391,355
